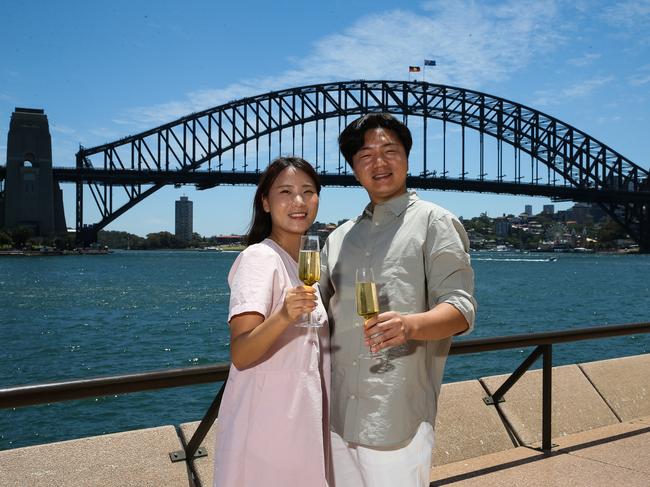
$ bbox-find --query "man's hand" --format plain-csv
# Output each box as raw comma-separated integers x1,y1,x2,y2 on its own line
363,304,470,352
364,311,411,353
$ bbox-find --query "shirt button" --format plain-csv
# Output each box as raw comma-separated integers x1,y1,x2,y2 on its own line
365,252,370,257
352,361,358,366
374,222,380,226
350,394,356,400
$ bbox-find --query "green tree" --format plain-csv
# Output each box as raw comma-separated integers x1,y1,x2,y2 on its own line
597,219,627,246
145,231,180,249
10,226,33,248
0,230,12,247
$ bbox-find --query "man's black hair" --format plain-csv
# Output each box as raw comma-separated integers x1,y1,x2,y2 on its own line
338,113,413,166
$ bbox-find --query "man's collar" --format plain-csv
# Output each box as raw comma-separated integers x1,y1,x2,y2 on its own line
360,191,419,219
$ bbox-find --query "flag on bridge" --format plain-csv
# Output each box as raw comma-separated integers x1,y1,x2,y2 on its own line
409,66,421,73
424,59,436,66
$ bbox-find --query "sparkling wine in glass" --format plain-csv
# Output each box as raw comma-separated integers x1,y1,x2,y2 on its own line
297,235,322,327
355,268,384,359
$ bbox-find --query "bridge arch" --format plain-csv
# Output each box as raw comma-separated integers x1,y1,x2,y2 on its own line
75,80,649,248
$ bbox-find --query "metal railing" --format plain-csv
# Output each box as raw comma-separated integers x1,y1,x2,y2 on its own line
1,322,649,461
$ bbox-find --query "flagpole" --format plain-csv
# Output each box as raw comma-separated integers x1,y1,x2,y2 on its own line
424,59,436,83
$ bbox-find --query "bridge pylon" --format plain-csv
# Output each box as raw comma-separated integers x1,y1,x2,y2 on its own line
2,108,67,238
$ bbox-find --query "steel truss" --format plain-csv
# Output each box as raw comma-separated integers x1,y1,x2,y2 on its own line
70,81,648,248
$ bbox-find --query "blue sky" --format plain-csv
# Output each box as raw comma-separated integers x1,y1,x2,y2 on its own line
1,0,649,236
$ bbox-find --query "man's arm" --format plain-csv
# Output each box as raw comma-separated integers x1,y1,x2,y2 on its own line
364,304,468,352
364,213,476,352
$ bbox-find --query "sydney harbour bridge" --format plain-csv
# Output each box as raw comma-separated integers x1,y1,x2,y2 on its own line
1,80,649,250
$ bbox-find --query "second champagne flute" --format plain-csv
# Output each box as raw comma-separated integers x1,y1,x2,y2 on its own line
355,267,385,359
297,235,321,327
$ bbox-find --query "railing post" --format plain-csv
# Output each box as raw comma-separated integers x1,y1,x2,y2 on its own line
170,381,226,462
483,345,543,405
541,344,553,451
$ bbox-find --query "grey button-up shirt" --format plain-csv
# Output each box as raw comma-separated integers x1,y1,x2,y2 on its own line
320,191,477,448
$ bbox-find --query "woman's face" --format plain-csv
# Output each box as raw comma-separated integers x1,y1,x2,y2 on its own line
262,167,319,238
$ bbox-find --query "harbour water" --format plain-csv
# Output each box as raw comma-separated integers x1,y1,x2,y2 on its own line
1,250,648,451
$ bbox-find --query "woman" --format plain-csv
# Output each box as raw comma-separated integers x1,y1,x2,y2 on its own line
213,157,330,487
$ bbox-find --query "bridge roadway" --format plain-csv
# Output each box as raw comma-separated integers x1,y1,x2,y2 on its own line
1,353,649,486
2,164,647,203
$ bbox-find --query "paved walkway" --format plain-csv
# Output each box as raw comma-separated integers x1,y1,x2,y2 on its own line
430,416,650,486
3,353,648,486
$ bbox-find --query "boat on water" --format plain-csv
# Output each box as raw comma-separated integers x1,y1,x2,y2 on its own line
197,246,223,252
70,247,113,255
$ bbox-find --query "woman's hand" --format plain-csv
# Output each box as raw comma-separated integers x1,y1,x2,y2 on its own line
281,285,317,322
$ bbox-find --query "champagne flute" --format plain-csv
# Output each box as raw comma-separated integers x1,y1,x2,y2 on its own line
355,267,385,359
296,235,322,327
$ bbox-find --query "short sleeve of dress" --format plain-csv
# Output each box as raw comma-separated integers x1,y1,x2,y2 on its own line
227,244,283,323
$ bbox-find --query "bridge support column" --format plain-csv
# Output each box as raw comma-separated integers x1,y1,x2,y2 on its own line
3,107,66,238
640,205,650,253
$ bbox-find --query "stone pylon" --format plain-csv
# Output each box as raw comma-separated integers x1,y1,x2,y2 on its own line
3,108,66,236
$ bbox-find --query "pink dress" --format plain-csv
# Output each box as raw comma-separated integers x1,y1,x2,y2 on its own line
213,238,331,487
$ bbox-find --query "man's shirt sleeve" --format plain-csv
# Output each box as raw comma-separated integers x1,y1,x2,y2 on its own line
425,214,477,335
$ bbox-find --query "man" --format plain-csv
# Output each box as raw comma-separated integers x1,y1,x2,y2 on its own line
320,113,477,486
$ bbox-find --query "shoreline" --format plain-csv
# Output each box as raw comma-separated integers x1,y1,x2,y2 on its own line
0,248,112,256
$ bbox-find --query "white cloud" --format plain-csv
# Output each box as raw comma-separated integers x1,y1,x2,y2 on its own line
86,127,126,143
630,74,650,85
601,0,650,44
532,76,614,106
563,76,614,97
119,0,565,128
602,0,650,27
51,124,77,135
629,65,650,85
567,53,601,66
595,115,622,124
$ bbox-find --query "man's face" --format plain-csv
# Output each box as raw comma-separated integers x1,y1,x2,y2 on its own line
352,127,408,205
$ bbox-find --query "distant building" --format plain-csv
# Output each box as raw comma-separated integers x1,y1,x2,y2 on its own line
175,196,193,242
310,221,339,245
543,204,555,215
525,205,533,216
569,203,590,224
495,218,511,237
212,235,244,245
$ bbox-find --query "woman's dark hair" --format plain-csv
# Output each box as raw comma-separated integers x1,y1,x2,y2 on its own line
245,156,321,246
338,113,413,167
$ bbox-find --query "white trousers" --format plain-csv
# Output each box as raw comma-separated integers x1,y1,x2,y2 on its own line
330,422,435,487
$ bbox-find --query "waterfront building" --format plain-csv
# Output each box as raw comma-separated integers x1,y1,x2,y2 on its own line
543,204,555,215
495,217,511,237
309,220,338,244
175,196,193,242
212,234,244,246
525,204,533,216
569,203,591,224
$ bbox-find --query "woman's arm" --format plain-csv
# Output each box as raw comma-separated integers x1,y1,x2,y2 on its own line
229,286,316,369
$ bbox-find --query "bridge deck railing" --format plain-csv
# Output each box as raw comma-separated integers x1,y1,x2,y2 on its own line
1,322,649,462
